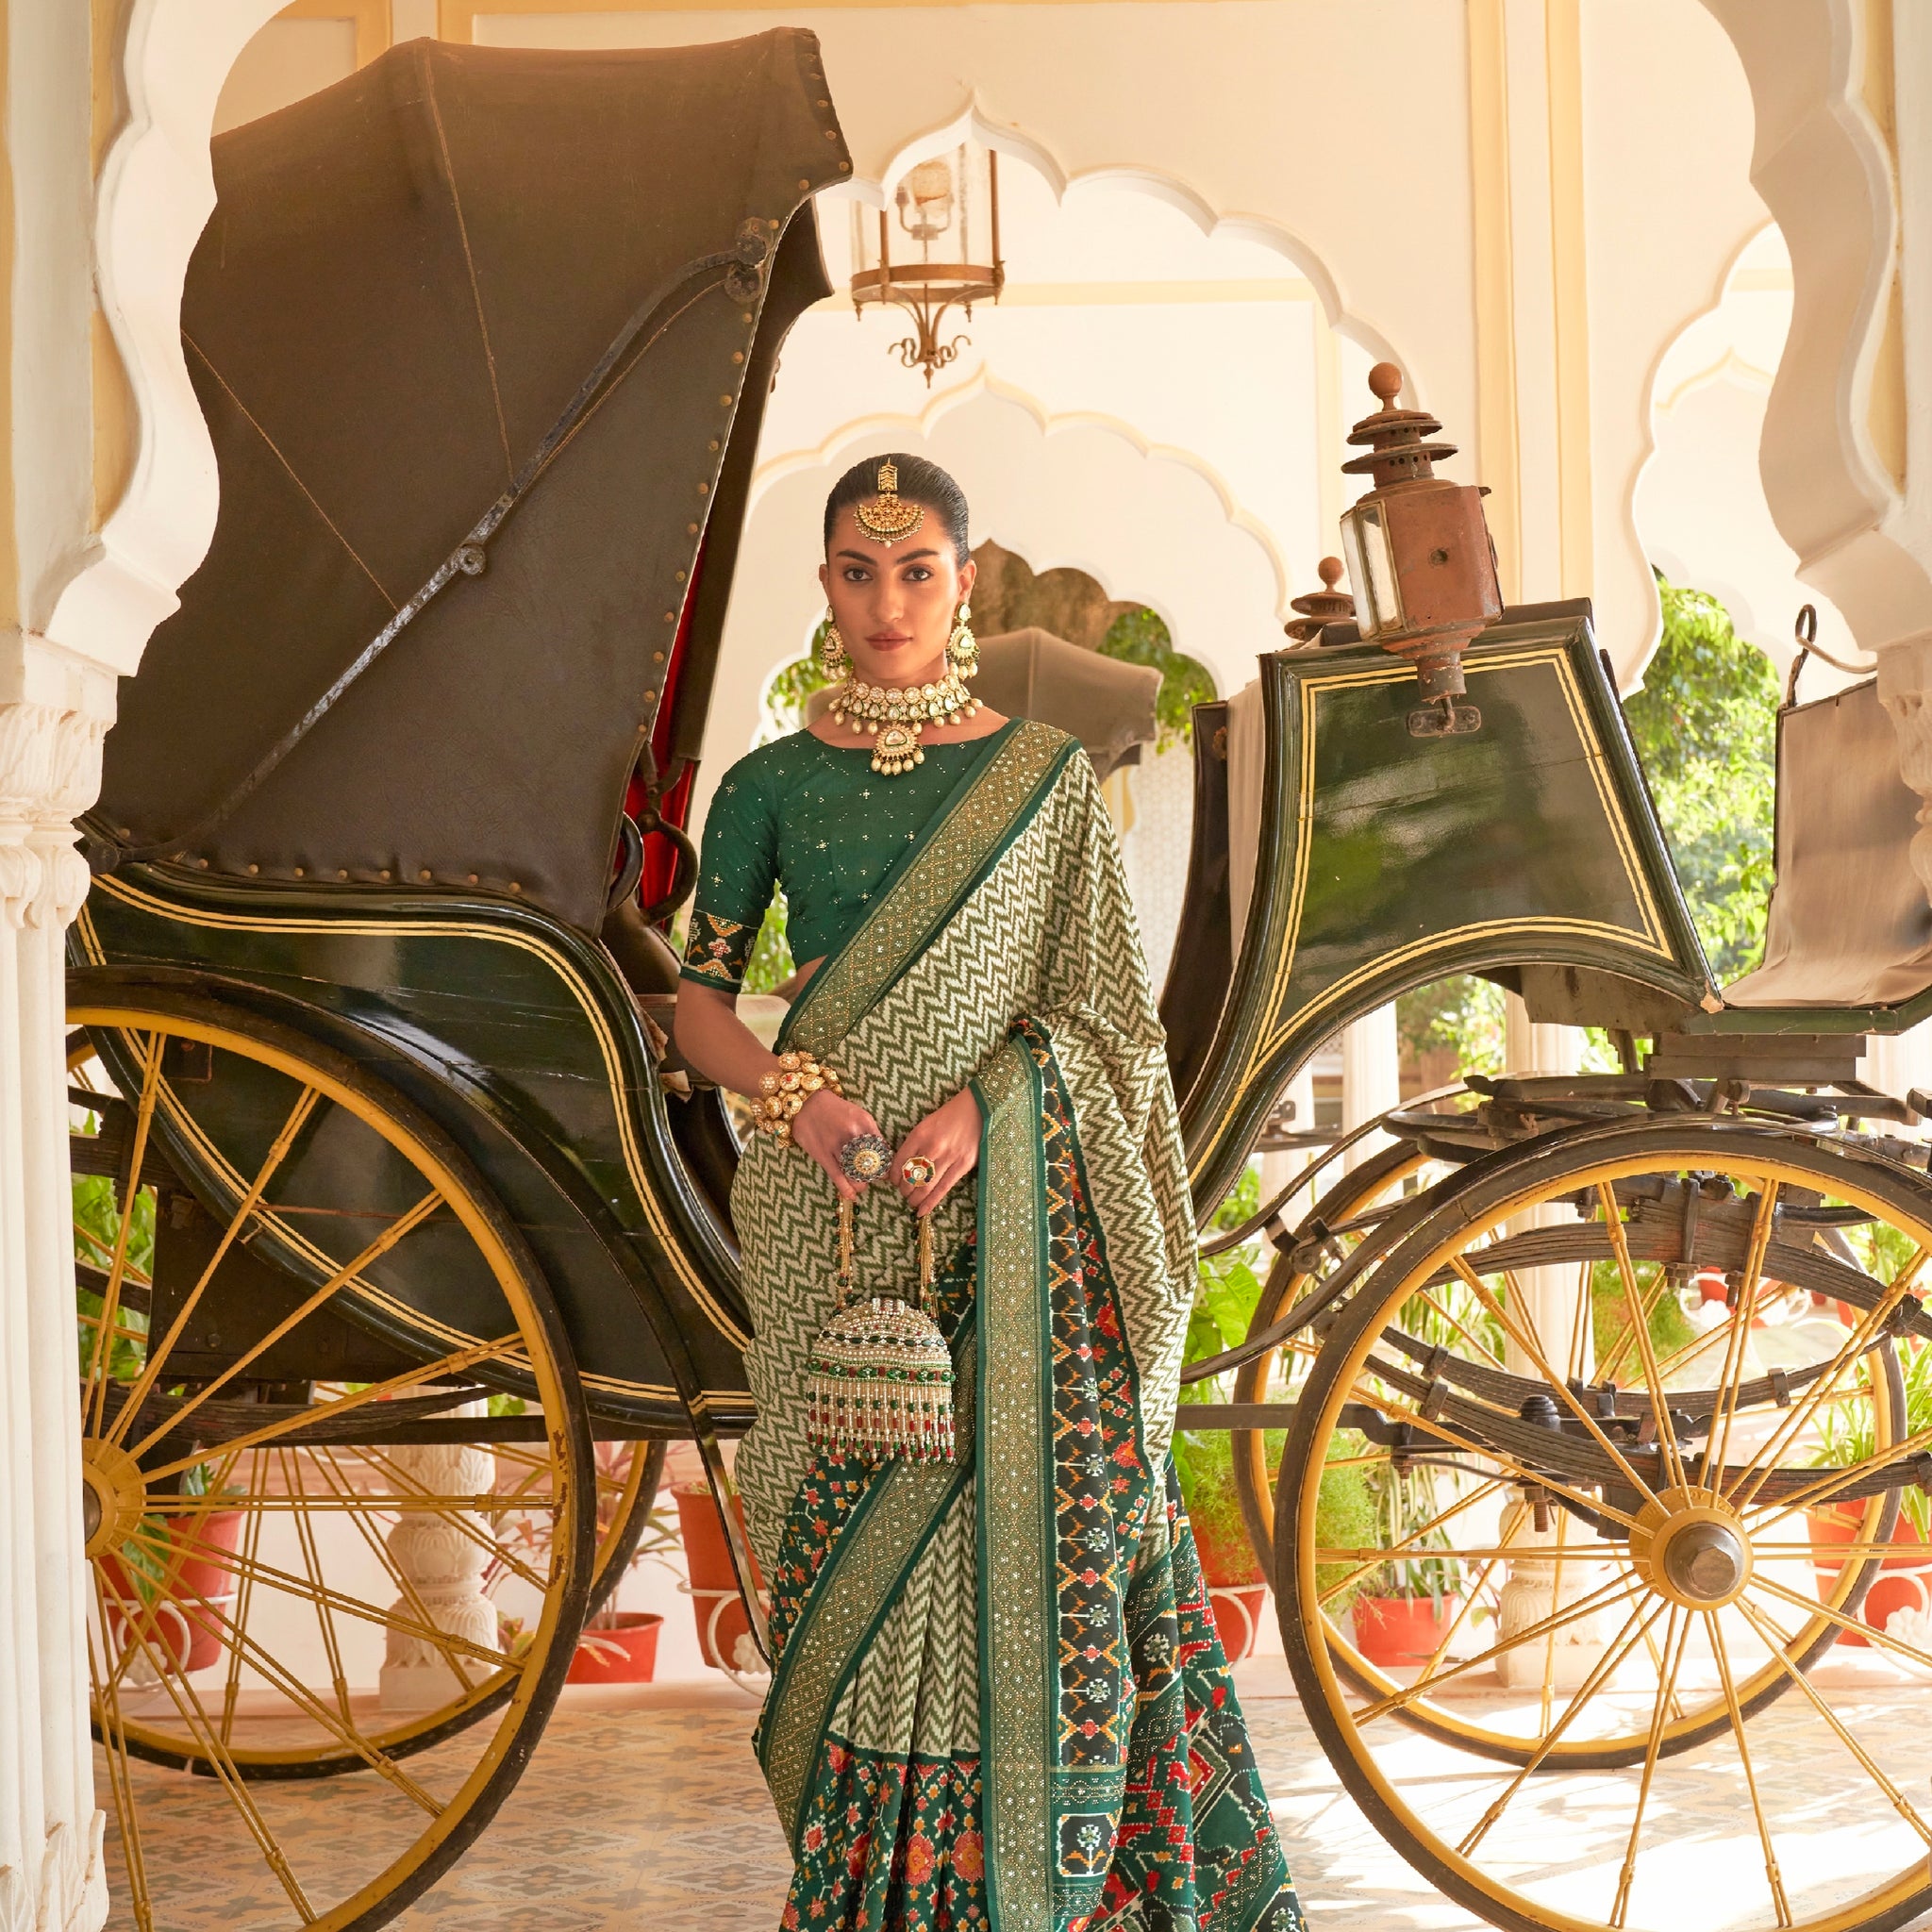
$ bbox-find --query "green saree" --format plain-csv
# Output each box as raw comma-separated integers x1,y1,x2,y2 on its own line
734,720,1305,1932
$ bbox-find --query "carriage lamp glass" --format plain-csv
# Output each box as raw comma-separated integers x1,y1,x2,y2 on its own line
850,143,1004,386
1338,361,1503,737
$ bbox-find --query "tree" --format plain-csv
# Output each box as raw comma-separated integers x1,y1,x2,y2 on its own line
1623,579,1779,982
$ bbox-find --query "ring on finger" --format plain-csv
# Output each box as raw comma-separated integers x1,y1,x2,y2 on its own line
900,1155,937,1188
840,1133,891,1183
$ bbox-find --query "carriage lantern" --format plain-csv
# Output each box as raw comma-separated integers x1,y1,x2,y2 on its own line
1337,361,1502,737
849,143,1005,385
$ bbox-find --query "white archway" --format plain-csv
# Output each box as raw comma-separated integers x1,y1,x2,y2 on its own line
695,378,1285,834
1631,223,1866,686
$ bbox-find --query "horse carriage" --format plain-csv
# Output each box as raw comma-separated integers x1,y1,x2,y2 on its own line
63,27,1932,1932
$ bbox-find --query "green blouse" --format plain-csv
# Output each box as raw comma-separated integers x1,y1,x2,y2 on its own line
680,722,1021,991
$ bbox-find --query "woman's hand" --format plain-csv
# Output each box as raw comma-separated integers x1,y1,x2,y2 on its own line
892,1087,983,1214
791,1087,890,1202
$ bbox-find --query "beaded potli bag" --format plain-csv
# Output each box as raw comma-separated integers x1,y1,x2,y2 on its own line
806,1197,955,1464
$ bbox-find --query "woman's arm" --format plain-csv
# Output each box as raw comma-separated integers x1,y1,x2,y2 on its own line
674,982,887,1201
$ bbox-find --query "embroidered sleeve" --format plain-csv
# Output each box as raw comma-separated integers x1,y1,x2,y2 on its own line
683,908,757,987
680,763,777,991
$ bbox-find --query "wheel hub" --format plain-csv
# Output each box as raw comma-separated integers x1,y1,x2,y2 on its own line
1627,1484,1753,1607
80,1438,147,1559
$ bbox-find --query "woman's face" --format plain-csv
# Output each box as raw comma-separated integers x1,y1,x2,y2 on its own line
818,502,976,687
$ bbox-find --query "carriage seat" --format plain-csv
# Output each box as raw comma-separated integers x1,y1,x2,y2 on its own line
1724,677,1932,1012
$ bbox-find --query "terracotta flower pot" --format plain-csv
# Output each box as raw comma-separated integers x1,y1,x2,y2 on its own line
1808,1501,1930,1647
673,1482,766,1672
1187,1507,1267,1661
101,1507,244,1674
1208,1584,1269,1661
1351,1592,1459,1669
566,1611,663,1684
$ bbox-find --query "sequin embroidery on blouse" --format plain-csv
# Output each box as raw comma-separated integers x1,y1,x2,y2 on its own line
678,723,1019,992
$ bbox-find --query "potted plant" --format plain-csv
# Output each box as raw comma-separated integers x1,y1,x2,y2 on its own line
1174,1175,1276,1660
566,1445,679,1684
673,1474,767,1674
1348,1459,1465,1671
1807,1344,1932,1646
99,1465,245,1676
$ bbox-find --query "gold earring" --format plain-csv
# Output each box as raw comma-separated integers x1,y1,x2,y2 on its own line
946,601,977,675
820,610,849,677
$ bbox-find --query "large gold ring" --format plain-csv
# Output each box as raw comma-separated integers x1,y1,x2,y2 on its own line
900,1156,937,1188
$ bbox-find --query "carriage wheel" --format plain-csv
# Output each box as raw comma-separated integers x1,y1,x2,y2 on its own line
68,1031,661,1651
1277,1121,1932,1932
1227,1140,1436,1578
69,988,595,1932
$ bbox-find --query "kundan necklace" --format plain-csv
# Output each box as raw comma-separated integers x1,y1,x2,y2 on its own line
828,667,980,775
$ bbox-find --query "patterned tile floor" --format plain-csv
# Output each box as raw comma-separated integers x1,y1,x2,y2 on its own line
103,1658,1932,1932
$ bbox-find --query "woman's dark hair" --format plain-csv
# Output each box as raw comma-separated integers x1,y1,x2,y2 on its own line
823,453,971,563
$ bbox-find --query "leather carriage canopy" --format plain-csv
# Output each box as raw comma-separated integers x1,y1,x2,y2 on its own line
96,31,849,933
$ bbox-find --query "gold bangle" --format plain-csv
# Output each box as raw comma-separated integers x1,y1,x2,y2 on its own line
750,1049,843,1143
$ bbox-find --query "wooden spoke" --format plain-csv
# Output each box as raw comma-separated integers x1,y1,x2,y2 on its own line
87,1615,154,1932
1609,1605,1691,1928
311,1446,491,1695
1408,1286,1506,1370
1408,1557,1501,1691
1596,1183,1690,1493
1457,1594,1664,1857
1349,1571,1642,1723
1748,1570,1932,1677
94,1564,321,1922
85,1031,163,1435
281,1449,357,1730
1734,1596,1932,1846
137,1331,525,1484
1726,1269,1920,1510
1742,1419,1932,1528
113,1527,445,1813
1594,1260,1685,1391
219,1456,273,1745
1704,1608,1792,1928
1313,1475,1509,1608
125,1188,444,1458
1448,1254,1663,1510
1704,1182,1781,1480
346,1441,552,1591
105,1082,324,1446
74,1217,152,1286
125,1515,515,1674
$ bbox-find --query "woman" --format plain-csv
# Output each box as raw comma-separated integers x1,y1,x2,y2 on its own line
675,454,1305,1932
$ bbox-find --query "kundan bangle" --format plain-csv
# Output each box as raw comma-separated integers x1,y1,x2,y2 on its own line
751,1049,842,1143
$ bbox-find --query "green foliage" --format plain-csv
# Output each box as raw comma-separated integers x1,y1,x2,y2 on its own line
1813,1342,1932,1537
1624,580,1779,980
760,630,836,742
1396,974,1508,1078
1174,1165,1272,1556
1589,1256,1697,1367
73,1173,153,1382
1313,1437,1379,1613
1099,608,1217,752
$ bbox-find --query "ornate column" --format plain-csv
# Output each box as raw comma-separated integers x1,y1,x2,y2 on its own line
1703,2,1932,869
1340,1006,1401,1171
377,1414,502,1713
0,656,112,1932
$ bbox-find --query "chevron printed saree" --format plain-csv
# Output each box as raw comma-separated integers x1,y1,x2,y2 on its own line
735,720,1306,1932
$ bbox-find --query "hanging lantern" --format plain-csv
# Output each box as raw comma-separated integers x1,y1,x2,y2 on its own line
850,145,1005,386
1337,361,1502,737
